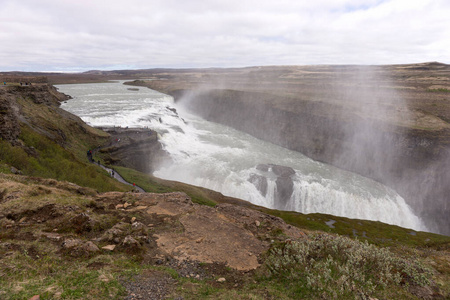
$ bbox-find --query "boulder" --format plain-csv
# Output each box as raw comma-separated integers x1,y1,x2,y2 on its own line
10,167,22,175
83,241,100,253
275,177,294,209
98,222,129,243
270,164,295,177
101,244,116,251
70,213,94,233
131,221,146,233
256,164,269,172
61,238,100,257
118,235,142,254
248,174,268,197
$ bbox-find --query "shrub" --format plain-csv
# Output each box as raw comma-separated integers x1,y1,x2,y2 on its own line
264,233,432,299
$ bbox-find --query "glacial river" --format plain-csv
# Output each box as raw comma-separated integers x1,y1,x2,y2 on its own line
58,81,427,231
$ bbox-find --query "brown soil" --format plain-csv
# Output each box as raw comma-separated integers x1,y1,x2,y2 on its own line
104,191,305,271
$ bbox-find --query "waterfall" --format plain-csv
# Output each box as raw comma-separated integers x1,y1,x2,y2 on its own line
57,81,429,232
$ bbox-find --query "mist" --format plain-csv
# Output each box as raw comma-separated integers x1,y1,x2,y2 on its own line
167,65,449,235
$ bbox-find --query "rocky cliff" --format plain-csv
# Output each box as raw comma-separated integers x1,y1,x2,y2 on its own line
97,127,169,174
169,88,450,235
0,88,21,143
0,84,74,145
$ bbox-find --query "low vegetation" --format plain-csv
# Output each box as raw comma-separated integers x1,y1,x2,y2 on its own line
112,166,218,207
263,233,433,299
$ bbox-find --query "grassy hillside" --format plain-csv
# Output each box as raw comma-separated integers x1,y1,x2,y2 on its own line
0,81,449,299
0,84,130,192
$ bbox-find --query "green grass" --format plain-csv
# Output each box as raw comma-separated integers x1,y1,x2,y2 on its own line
15,95,110,162
0,163,13,174
258,209,450,250
0,125,129,192
0,249,130,300
112,166,217,207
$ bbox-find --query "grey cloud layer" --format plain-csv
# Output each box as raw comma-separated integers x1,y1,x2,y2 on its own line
1,0,449,71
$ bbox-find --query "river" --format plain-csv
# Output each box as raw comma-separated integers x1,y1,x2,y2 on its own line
57,81,427,231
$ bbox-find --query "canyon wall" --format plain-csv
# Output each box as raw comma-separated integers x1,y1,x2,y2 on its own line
169,88,450,235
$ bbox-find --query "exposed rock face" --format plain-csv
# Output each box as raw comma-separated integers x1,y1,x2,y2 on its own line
0,89,20,142
249,164,296,210
99,128,170,174
0,84,80,148
248,174,268,197
275,177,294,209
271,165,296,177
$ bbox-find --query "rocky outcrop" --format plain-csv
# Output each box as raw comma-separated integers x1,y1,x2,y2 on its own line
4,84,70,106
0,89,20,143
99,128,170,174
248,174,268,197
249,164,296,210
0,84,79,147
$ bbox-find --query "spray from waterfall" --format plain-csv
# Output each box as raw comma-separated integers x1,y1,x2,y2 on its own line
57,79,431,233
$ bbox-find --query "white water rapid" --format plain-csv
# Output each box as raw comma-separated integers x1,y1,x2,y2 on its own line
58,81,428,231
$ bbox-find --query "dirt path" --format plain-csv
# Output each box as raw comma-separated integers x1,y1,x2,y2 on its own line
98,163,145,192
88,141,146,192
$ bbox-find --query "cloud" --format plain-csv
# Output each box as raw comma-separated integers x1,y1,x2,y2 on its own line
0,0,449,71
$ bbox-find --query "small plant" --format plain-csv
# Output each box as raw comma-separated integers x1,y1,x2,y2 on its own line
264,233,433,299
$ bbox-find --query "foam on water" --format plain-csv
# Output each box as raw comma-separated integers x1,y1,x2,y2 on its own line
57,81,428,231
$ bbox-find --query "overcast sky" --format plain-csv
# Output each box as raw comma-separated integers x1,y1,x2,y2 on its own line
1,0,449,72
